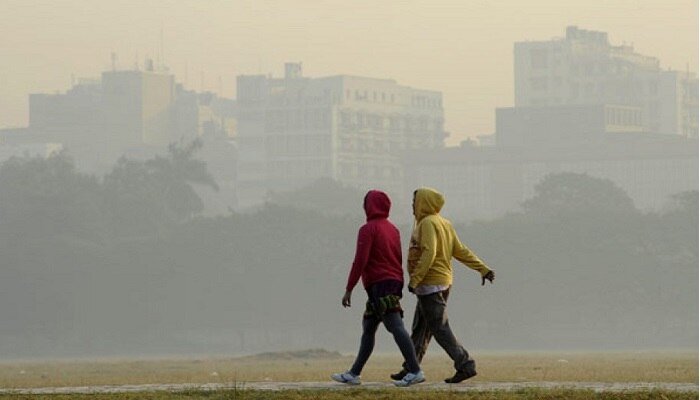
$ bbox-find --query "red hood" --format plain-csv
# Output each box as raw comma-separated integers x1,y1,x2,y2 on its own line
364,190,391,221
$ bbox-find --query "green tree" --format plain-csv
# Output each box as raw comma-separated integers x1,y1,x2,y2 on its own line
521,172,637,220
647,190,698,263
102,139,218,237
0,152,104,241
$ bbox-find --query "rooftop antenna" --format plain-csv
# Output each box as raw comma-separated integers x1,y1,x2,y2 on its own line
111,52,117,71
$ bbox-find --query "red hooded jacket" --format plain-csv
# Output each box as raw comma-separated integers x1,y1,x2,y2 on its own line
345,190,404,291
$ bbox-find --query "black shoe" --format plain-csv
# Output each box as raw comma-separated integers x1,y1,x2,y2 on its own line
390,369,408,380
444,369,477,384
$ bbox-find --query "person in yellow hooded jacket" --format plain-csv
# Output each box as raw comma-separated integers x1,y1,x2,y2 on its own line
391,187,495,384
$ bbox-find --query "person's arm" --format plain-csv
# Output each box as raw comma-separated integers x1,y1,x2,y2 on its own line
345,225,373,294
408,220,437,289
452,227,493,284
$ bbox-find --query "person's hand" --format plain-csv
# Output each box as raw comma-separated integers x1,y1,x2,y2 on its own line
482,270,495,286
342,291,352,307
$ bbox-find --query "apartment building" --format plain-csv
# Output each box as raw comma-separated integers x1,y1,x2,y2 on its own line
514,26,698,137
236,63,446,207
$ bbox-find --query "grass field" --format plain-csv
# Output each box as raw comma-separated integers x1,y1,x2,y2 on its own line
0,351,696,388
0,388,698,400
0,350,696,399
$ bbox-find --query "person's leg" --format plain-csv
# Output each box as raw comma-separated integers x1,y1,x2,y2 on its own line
419,290,474,374
349,317,381,375
410,298,433,363
398,300,432,372
382,312,420,373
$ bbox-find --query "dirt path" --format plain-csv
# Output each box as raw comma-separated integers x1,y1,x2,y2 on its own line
1,381,697,395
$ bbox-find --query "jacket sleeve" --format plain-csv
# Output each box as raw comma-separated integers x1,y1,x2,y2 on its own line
452,226,491,276
409,220,437,289
346,224,373,292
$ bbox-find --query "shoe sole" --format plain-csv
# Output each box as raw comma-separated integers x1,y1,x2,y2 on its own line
444,371,477,384
393,377,426,387
330,375,361,385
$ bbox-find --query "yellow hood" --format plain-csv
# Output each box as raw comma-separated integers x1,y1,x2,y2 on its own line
408,187,492,289
414,187,445,221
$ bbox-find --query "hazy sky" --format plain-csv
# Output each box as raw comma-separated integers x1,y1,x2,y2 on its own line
1,0,697,144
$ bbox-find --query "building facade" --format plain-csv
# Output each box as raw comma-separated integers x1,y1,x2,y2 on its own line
514,26,698,138
4,62,238,173
236,63,446,208
101,69,176,147
406,27,698,222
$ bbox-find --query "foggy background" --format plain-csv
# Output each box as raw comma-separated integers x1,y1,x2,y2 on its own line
2,0,698,144
0,1,697,359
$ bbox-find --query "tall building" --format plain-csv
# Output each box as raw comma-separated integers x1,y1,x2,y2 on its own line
406,27,698,221
29,70,175,151
101,68,176,147
236,63,446,208
3,61,240,174
28,78,103,144
514,26,698,137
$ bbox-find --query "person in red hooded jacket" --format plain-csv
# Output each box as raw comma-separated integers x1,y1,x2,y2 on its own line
331,190,425,387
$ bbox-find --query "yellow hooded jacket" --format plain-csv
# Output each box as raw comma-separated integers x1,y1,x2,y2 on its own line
408,188,492,289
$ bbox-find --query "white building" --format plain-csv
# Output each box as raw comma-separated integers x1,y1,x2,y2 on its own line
405,27,698,221
514,26,697,138
236,63,446,208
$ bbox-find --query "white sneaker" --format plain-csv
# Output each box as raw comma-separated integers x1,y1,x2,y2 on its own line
393,370,425,387
331,371,361,385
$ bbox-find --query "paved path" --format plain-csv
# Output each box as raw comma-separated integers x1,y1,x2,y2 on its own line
1,381,697,395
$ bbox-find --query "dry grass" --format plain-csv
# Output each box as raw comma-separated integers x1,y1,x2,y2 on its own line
0,351,696,389
1,389,699,400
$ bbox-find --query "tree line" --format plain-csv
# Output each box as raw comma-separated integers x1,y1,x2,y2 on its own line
0,143,696,357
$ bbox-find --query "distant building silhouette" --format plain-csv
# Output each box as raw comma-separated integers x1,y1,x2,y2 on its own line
405,135,697,220
514,26,697,138
406,27,698,221
101,69,176,147
2,46,695,219
236,63,446,208
1,62,236,174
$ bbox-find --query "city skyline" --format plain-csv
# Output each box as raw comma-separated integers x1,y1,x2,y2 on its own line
1,0,697,145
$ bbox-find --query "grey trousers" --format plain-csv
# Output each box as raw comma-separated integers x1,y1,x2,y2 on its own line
350,311,421,376
405,288,475,373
